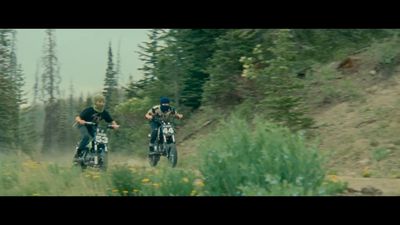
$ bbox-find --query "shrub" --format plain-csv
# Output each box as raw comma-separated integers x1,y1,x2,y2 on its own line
199,115,328,196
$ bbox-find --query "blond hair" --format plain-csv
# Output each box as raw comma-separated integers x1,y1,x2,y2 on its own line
93,95,105,102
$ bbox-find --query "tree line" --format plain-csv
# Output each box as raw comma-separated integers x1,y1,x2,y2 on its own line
0,29,394,156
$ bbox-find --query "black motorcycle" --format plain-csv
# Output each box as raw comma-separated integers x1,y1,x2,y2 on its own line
74,122,114,171
148,117,178,168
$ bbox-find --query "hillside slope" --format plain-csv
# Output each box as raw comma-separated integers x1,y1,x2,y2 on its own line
175,46,400,195
311,60,400,178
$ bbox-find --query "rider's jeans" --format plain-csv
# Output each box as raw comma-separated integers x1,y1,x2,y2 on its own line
78,125,95,150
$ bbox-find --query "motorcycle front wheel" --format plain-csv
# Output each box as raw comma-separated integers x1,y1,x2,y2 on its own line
73,150,87,171
148,153,160,167
99,151,108,171
167,144,178,168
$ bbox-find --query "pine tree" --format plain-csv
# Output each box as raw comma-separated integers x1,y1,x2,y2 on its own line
85,94,93,107
9,31,27,146
0,29,18,149
12,31,27,150
171,29,227,110
137,29,166,86
125,75,146,99
77,92,84,112
33,61,40,105
290,29,390,64
41,29,62,153
56,99,72,147
115,40,124,103
68,81,76,121
128,29,166,104
202,29,262,108
41,29,61,104
150,40,186,106
19,105,39,156
0,75,16,148
68,81,79,142
0,29,13,77
103,42,118,111
115,39,121,86
243,29,313,130
21,62,41,153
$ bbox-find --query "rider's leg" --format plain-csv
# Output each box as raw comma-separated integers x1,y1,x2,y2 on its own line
74,125,92,159
149,121,159,153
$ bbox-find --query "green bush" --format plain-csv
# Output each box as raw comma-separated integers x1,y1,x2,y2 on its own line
141,167,203,196
108,165,203,196
371,148,391,162
111,97,153,155
199,115,328,196
109,165,142,196
368,36,400,78
318,179,348,195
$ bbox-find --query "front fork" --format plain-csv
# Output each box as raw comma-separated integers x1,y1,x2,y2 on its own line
93,142,98,165
155,127,175,154
93,143,107,165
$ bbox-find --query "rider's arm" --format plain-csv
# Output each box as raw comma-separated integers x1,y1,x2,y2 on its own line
103,110,120,129
77,107,94,125
145,107,154,120
111,120,120,129
171,108,183,119
175,113,183,119
75,116,86,125
145,112,153,120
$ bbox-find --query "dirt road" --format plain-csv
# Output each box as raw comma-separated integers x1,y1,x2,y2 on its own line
338,176,400,196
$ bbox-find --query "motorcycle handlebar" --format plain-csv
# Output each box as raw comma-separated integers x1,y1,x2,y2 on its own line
84,122,97,125
153,117,167,124
84,122,117,129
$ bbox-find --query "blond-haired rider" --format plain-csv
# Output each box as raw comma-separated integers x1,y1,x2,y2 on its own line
73,95,119,162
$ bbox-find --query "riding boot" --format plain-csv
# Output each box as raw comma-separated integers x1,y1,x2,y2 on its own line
73,148,83,163
149,144,155,155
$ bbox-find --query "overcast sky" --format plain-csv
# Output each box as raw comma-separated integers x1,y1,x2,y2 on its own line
16,29,150,104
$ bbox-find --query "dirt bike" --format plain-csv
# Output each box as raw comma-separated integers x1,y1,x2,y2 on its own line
74,122,114,171
148,117,178,168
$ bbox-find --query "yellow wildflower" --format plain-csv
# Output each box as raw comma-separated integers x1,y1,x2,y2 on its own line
142,178,150,183
22,160,41,169
362,167,371,177
92,175,100,180
193,179,205,187
327,175,338,183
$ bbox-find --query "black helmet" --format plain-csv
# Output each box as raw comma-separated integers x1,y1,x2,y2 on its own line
160,97,170,104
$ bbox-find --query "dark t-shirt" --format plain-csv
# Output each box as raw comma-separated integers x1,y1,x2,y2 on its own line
79,107,113,132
